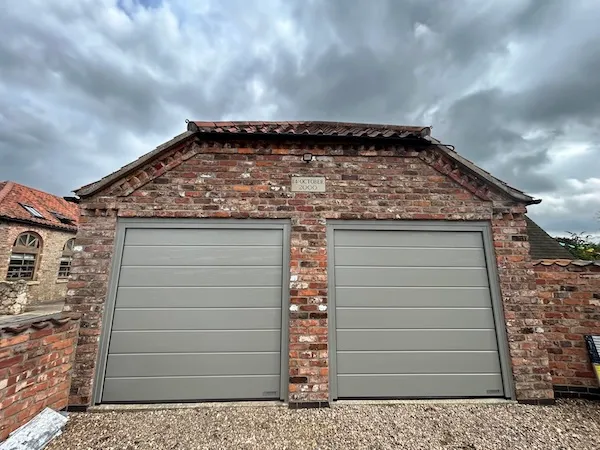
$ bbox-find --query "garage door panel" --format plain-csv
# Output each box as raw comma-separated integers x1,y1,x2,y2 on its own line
336,329,498,351
109,330,281,354
334,230,482,248
102,376,281,403
336,351,502,374
337,374,504,398
336,267,489,287
118,267,282,287
111,308,281,331
336,308,495,329
336,287,492,308
121,246,282,266
105,353,280,377
116,287,281,308
333,227,506,399
334,247,486,267
125,228,282,246
102,223,285,403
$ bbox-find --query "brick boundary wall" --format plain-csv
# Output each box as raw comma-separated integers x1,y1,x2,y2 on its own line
66,139,554,405
534,260,600,395
0,314,80,441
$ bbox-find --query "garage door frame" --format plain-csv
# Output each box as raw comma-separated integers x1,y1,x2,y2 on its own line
327,220,515,401
93,218,291,405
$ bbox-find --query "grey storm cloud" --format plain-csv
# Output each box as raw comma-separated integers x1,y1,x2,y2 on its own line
1,0,600,237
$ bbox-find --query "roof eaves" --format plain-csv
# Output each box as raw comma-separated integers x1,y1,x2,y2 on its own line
424,136,540,205
0,215,78,232
75,131,194,198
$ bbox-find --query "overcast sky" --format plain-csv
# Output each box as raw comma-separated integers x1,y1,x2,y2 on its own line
1,0,599,237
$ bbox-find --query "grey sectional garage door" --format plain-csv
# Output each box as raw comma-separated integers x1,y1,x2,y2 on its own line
333,228,505,399
101,225,285,403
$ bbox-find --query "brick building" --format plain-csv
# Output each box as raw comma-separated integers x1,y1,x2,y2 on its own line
67,121,557,407
0,182,79,304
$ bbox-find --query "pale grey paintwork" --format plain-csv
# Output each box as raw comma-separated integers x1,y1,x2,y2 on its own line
336,308,496,329
335,329,499,351
337,374,505,398
105,352,281,377
95,219,290,404
111,309,281,331
327,222,514,401
335,287,491,308
121,245,282,266
108,330,281,354
336,351,502,374
115,287,281,308
102,375,281,403
334,247,486,267
335,267,490,287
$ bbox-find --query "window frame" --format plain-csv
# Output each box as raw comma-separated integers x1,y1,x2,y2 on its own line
58,238,75,279
7,232,43,281
19,203,44,219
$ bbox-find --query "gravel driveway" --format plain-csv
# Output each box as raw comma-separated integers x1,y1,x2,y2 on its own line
47,399,600,450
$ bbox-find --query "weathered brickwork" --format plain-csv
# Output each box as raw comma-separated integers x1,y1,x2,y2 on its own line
534,262,600,388
0,221,75,304
66,139,554,405
0,315,79,440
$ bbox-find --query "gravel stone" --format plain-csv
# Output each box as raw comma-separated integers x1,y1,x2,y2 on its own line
47,399,600,450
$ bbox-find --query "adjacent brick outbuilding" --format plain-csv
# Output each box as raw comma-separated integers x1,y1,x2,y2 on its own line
66,121,555,407
0,182,78,305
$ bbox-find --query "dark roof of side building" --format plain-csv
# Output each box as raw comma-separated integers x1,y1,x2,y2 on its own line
525,216,573,260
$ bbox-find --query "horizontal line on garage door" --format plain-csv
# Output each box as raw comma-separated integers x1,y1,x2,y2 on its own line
339,286,490,289
118,286,277,289
336,307,492,310
118,286,281,290
335,266,485,269
108,351,279,356
338,373,500,377
337,286,488,289
119,265,282,268
124,245,282,248
114,329,282,332
105,374,277,380
335,246,482,250
114,307,281,311
337,328,495,331
337,350,498,354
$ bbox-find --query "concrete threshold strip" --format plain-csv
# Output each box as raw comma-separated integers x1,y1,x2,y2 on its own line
88,398,514,413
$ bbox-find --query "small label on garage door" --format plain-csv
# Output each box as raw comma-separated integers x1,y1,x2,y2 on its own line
291,176,326,192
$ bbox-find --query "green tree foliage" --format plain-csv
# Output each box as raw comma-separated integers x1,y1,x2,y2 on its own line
555,232,600,260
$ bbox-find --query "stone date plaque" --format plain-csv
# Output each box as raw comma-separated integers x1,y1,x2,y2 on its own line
291,176,326,192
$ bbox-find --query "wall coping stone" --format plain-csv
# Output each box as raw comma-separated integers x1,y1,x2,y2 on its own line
0,312,80,336
533,259,600,267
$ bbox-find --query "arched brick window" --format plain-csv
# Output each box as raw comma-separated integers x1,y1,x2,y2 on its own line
58,238,75,278
7,232,42,280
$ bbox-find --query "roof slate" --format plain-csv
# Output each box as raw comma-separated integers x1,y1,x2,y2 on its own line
526,216,574,260
0,182,79,232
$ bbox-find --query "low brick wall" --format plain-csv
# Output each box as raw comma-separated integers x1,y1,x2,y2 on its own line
0,314,80,441
0,281,28,315
534,261,600,392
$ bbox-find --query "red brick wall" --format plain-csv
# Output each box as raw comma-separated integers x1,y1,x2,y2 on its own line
65,139,553,405
534,262,600,388
0,315,79,441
